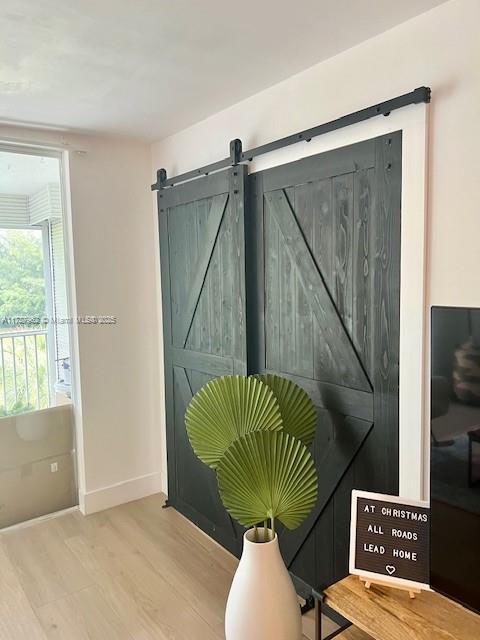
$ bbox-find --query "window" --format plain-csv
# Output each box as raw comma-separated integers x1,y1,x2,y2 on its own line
0,149,71,415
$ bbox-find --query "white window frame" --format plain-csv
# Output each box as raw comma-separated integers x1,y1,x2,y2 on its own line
0,142,75,409
41,220,57,401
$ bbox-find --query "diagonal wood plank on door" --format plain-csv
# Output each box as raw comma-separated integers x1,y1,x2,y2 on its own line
179,193,229,347
172,348,234,377
280,416,373,568
264,370,373,422
265,190,372,392
173,366,193,408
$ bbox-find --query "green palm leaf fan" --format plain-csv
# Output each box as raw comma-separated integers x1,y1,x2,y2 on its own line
217,430,318,537
255,374,317,447
185,375,283,468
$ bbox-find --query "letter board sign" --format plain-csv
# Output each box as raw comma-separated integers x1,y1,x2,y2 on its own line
349,490,430,590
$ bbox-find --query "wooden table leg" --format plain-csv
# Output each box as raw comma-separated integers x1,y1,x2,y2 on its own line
315,596,322,640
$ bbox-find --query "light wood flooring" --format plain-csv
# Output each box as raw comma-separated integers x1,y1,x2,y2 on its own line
0,493,341,639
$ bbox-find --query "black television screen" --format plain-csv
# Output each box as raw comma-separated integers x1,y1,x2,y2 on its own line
431,306,480,612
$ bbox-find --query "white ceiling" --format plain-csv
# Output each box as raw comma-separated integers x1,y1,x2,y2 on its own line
0,151,60,195
0,0,446,141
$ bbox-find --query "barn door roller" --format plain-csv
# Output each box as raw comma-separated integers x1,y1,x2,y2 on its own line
151,86,430,191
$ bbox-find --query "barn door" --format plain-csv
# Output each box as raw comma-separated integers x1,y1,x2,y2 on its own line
247,133,401,592
158,166,247,554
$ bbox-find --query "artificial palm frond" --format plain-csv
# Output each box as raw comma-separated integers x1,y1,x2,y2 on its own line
217,430,318,530
185,375,283,468
256,374,317,447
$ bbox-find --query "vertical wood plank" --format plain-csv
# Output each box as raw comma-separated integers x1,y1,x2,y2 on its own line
280,187,296,375
333,174,354,335
314,498,335,589
196,196,212,354
290,525,317,590
372,133,402,494
353,168,374,382
352,434,378,494
294,183,314,244
264,201,281,372
313,179,334,293
279,229,296,374
157,196,176,499
245,172,265,375
230,166,248,375
186,202,200,351
186,202,200,350
168,204,186,348
220,206,232,358
333,461,355,580
294,184,314,379
210,227,222,356
313,178,334,383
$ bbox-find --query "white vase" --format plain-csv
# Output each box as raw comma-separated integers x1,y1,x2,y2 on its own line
225,527,302,640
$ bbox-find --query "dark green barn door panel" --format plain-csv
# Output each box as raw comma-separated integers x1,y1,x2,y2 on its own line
158,167,247,555
247,133,401,592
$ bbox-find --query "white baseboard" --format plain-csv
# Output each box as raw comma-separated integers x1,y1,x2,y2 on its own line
79,471,163,515
0,506,79,533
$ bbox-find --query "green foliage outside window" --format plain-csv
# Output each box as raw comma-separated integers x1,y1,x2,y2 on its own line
0,229,46,328
0,229,49,415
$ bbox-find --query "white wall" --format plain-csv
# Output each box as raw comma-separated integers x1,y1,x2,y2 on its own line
0,126,163,512
2,0,473,510
151,0,480,496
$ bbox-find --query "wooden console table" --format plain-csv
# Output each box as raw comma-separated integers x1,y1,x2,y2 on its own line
313,575,480,639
